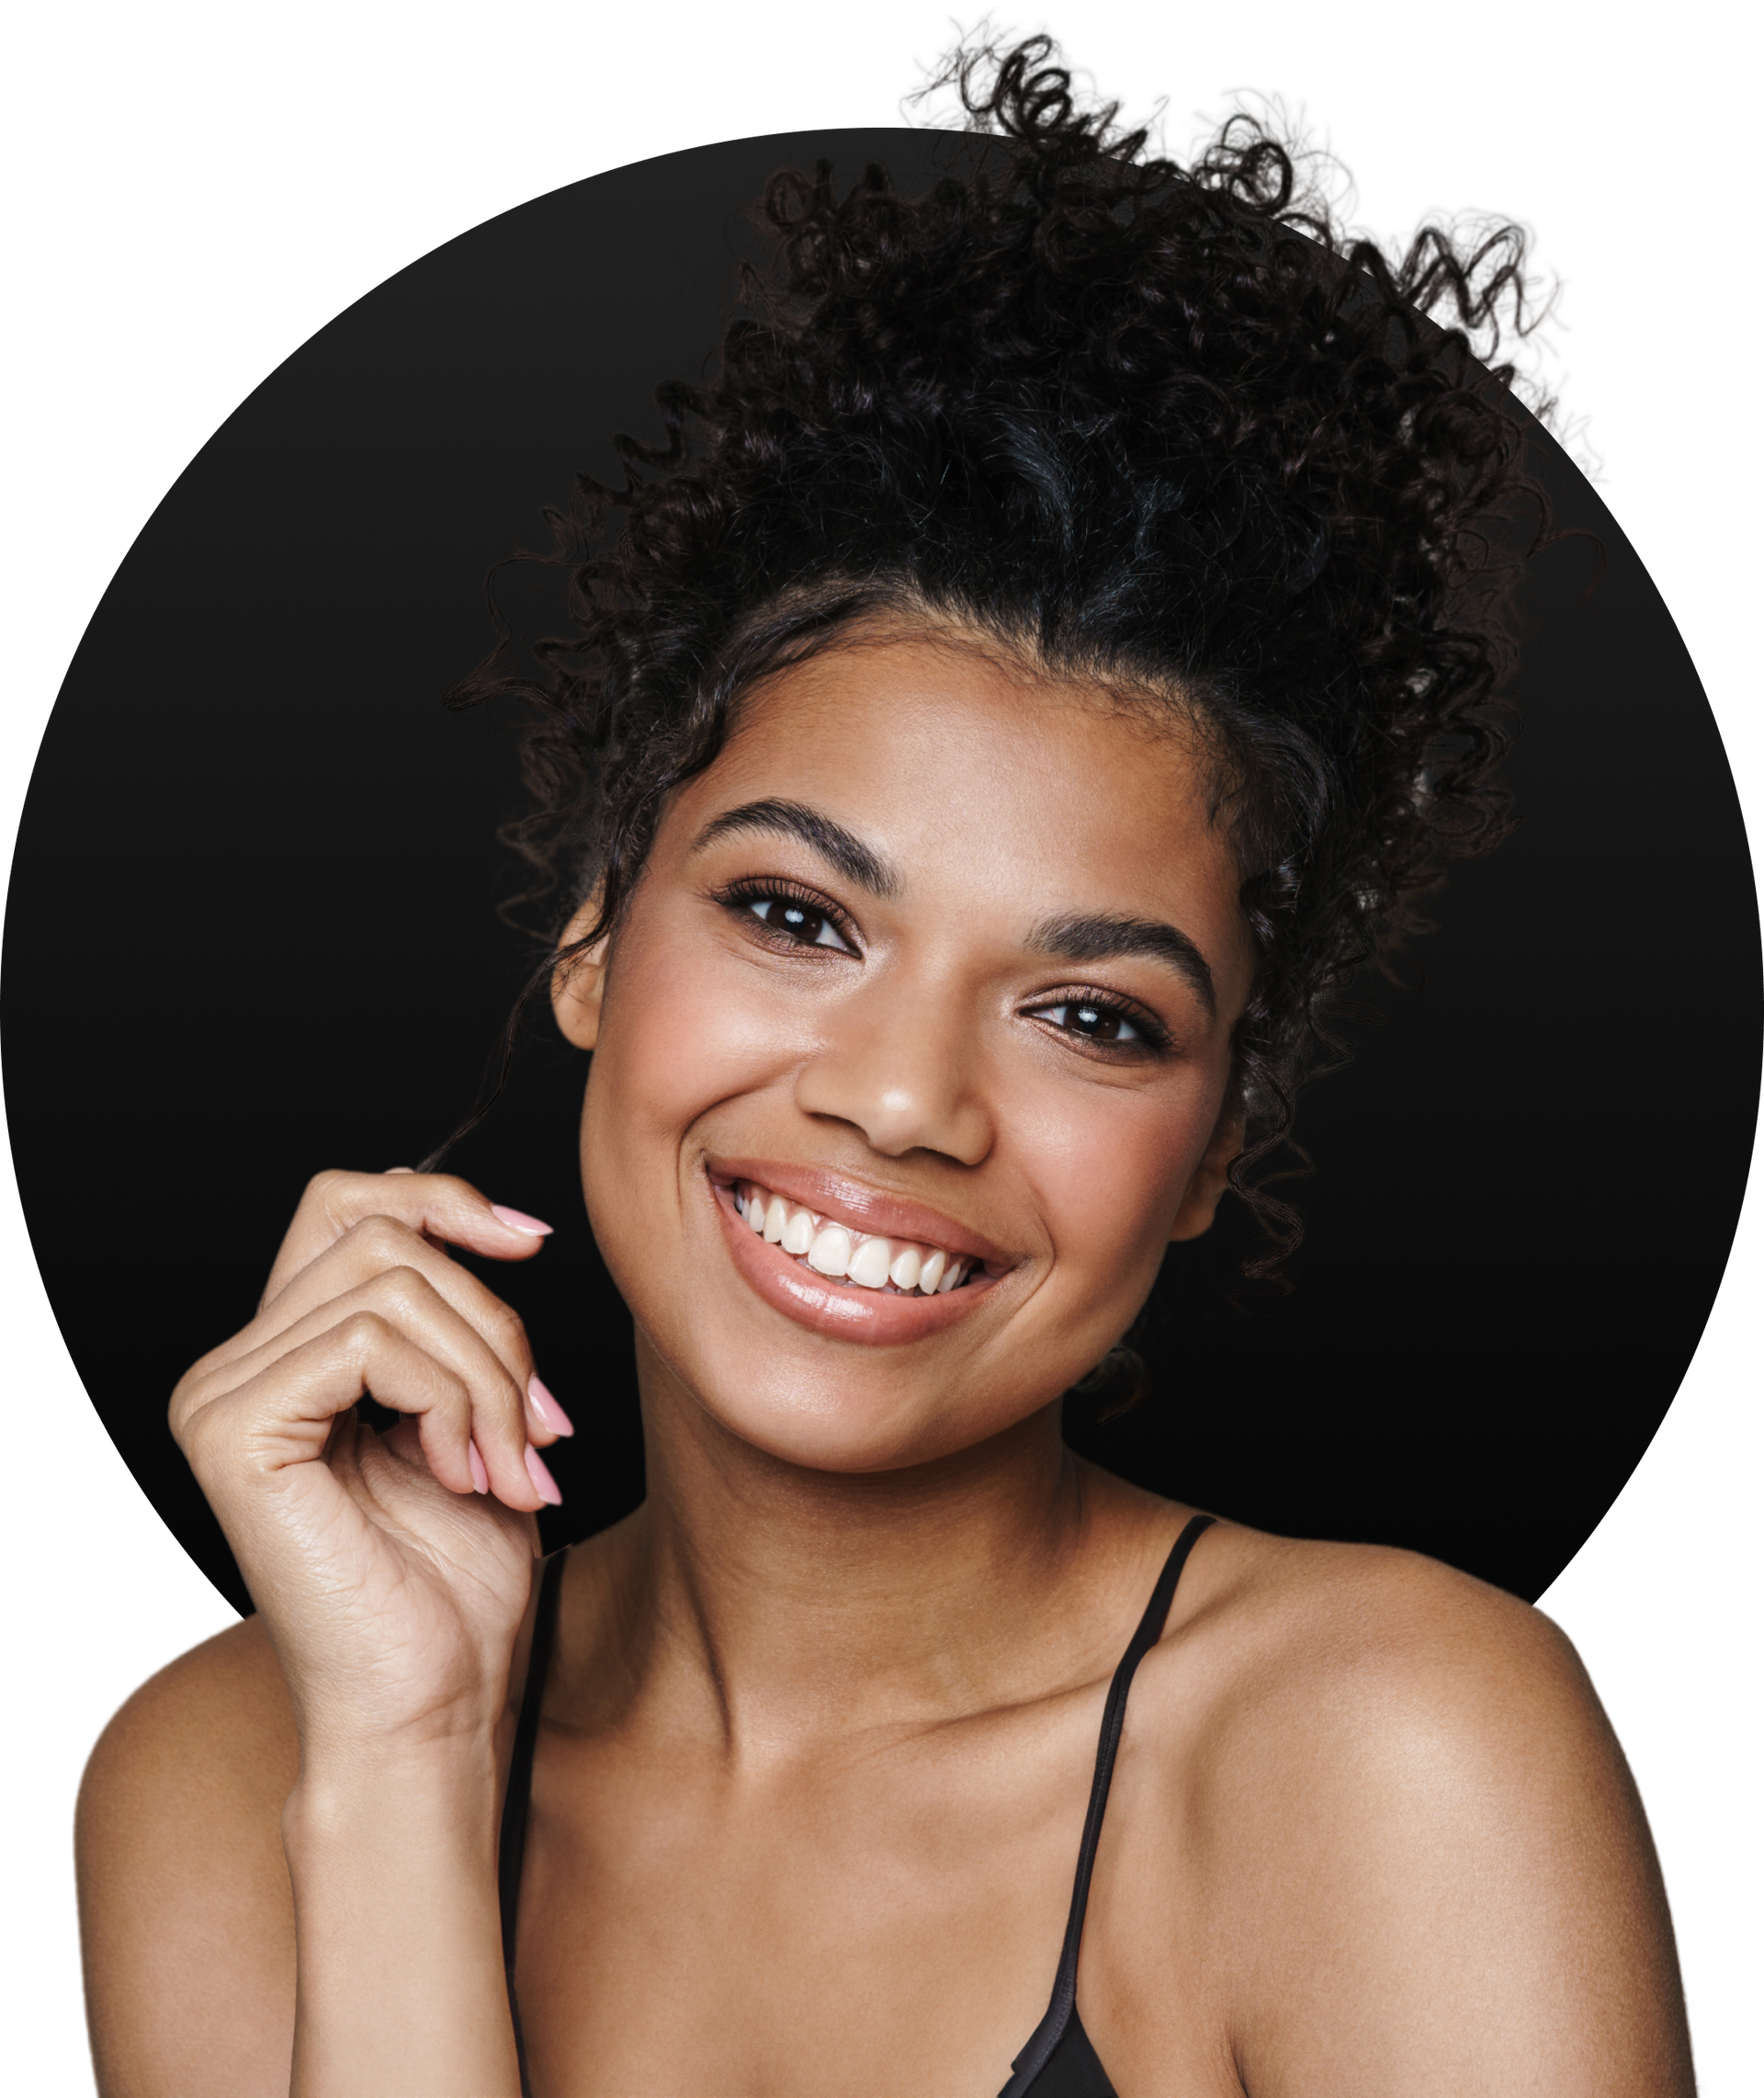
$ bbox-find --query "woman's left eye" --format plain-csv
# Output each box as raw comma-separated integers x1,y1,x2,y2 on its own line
745,895,854,952
1034,1000,1144,1044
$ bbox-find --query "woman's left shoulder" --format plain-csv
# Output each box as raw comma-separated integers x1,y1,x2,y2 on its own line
1160,1519,1604,1747
1115,1522,1693,2091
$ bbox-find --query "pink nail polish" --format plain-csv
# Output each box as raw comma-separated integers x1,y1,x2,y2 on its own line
468,1439,490,1494
525,1444,563,1505
527,1375,575,1437
492,1205,554,1237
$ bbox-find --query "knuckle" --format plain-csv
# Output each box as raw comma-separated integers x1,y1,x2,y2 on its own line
366,1263,430,1317
337,1307,394,1352
427,1171,483,1206
168,1347,230,1439
487,1298,531,1358
349,1212,415,1265
175,1392,244,1483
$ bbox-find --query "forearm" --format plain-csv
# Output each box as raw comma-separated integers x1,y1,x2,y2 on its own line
282,1749,519,2098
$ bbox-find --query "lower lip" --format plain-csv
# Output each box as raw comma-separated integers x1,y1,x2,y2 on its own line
709,1178,1001,1345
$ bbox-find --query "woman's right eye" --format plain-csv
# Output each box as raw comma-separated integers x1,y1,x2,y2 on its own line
744,895,854,952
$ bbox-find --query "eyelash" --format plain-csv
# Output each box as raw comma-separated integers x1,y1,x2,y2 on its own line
715,879,1175,1057
715,877,861,953
1023,989,1173,1057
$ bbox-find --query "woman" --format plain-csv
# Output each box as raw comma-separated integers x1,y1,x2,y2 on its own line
74,40,1696,2097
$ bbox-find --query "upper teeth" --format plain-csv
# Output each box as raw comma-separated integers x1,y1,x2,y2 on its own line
733,1183,972,1296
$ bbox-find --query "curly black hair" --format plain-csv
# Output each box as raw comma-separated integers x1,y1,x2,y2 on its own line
441,33,1551,1278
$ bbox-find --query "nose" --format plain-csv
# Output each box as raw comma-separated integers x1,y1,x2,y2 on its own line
792,971,994,1166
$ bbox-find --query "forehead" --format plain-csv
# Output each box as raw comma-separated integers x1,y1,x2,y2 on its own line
692,638,1225,860
662,634,1249,973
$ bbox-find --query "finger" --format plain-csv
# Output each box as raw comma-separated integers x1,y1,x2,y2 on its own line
197,1210,570,1456
186,1266,548,1507
262,1168,552,1310
180,1284,549,1518
248,1214,557,1440
178,1310,492,1502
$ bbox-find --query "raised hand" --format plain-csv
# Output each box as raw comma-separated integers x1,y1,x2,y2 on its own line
170,1167,569,1763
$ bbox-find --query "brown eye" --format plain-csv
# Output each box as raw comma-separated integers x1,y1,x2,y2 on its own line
1036,1000,1143,1043
746,895,854,952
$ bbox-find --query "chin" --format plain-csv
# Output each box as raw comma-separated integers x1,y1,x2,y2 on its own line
640,1315,1046,1476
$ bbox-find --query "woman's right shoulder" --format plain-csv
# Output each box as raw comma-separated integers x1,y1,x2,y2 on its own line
77,1615,300,2098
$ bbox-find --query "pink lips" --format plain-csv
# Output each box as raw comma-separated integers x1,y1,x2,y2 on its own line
707,1171,1007,1346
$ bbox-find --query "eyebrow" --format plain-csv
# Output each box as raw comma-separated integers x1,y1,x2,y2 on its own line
691,798,901,898
1029,911,1218,1017
693,800,1216,1014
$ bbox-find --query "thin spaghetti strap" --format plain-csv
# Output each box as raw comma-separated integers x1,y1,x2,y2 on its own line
500,1549,568,2098
999,1514,1216,2098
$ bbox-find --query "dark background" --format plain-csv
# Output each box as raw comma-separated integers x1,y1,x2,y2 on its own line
10,12,1745,2081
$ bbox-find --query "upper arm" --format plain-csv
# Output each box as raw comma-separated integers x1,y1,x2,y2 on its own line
76,1615,301,2098
1220,1559,1695,2097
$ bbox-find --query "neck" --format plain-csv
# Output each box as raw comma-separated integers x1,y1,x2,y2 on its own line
595,1335,1131,1761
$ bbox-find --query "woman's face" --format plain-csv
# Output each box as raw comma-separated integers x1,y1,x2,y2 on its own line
565,633,1255,1473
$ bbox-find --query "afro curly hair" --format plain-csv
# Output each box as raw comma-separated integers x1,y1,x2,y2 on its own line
440,33,1553,1279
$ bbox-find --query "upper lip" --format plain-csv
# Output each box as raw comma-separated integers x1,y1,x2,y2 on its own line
704,1156,1018,1271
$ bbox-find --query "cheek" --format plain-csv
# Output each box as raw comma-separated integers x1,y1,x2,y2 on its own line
580,912,799,1169
1010,1076,1209,1286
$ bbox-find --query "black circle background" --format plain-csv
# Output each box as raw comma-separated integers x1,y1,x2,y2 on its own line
3,130,1757,1616
10,24,1745,2072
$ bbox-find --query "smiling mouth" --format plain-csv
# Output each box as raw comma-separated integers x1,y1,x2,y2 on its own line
730,1179,980,1296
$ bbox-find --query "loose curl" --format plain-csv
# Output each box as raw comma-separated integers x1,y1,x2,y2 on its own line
437,33,1552,1288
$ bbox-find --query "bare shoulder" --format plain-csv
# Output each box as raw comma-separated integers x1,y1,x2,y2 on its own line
1120,1521,1695,2093
1177,1527,1642,1845
1175,1521,1600,1735
77,1614,300,2098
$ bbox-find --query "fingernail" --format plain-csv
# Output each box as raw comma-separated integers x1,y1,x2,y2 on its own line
492,1205,554,1237
468,1438,490,1493
525,1444,563,1505
527,1375,575,1436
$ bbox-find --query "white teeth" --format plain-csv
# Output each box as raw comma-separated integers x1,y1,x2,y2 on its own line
847,1235,893,1288
888,1244,922,1292
807,1224,853,1276
733,1181,978,1297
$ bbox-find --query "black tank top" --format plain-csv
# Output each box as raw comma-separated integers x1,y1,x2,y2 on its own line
499,1513,1215,2097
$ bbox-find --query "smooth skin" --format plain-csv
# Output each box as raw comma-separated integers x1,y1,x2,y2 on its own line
78,629,1695,2097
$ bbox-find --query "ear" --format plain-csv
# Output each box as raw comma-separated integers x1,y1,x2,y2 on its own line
549,893,611,1050
1168,1098,1244,1243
